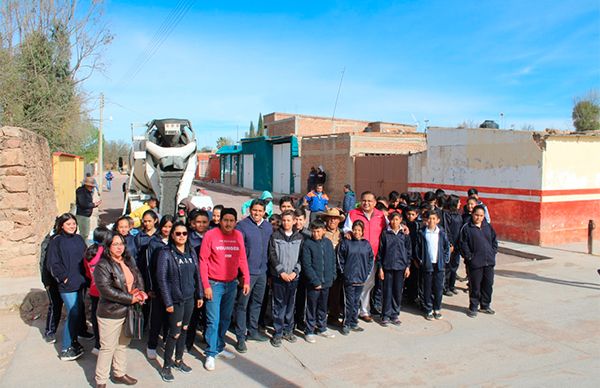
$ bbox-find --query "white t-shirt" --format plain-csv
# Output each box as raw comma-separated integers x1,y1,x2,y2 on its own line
425,227,440,264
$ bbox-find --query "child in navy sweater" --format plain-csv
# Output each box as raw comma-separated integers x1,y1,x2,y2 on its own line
337,220,373,335
442,195,464,296
404,206,421,305
416,209,451,320
377,212,412,326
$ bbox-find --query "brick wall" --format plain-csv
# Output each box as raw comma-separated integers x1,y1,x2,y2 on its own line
0,127,57,277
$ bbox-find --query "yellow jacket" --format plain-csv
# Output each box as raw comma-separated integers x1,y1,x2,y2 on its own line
129,204,151,228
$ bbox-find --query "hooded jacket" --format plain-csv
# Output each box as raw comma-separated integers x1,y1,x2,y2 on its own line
268,229,303,277
241,191,274,217
338,238,373,284
301,237,337,288
377,227,412,271
236,216,273,276
156,243,203,307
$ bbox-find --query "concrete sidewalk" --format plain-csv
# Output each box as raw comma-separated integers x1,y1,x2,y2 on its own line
1,247,599,386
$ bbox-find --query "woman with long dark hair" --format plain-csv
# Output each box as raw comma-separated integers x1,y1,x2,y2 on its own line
46,213,88,361
156,222,203,382
145,215,174,360
94,232,146,387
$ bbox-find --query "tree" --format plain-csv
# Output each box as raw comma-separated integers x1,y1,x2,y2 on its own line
216,137,233,149
199,146,213,152
0,0,113,154
457,120,478,129
257,113,265,136
248,121,256,137
103,139,129,169
572,91,600,131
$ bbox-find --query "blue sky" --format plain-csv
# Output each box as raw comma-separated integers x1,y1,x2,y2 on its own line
85,0,600,147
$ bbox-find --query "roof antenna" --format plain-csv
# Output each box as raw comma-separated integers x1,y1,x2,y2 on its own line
332,67,346,121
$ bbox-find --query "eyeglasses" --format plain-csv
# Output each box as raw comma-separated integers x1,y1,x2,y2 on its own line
111,242,124,247
174,231,188,237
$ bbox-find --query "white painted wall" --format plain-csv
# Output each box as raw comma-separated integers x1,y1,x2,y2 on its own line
409,127,544,190
542,136,600,190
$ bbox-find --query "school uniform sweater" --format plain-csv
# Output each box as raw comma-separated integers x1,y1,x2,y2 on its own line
459,221,498,269
199,228,250,288
301,237,337,288
337,238,373,284
377,227,412,271
188,230,204,251
416,226,451,272
442,211,464,247
406,220,421,260
236,216,273,276
146,235,169,293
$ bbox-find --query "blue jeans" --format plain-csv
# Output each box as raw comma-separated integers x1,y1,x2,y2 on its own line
205,280,237,357
60,291,81,351
106,180,112,191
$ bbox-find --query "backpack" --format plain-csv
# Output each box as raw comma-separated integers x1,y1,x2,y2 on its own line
39,232,55,286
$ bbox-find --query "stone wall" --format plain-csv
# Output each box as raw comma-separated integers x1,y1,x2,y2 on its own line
0,126,57,277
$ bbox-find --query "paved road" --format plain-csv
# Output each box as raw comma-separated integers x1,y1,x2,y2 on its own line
1,177,599,387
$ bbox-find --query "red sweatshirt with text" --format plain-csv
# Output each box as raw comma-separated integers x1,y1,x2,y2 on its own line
199,227,250,289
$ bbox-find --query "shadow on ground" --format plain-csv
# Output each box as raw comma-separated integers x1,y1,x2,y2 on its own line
496,269,600,291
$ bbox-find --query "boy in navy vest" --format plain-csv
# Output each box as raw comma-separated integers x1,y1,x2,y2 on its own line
416,209,450,320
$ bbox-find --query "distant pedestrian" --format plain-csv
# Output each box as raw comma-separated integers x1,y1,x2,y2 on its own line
460,205,498,318
199,208,250,371
377,212,412,326
416,209,451,321
316,165,327,186
304,183,330,222
46,213,88,361
76,177,101,242
94,232,146,387
342,184,356,214
301,220,337,343
338,220,373,335
105,170,114,191
307,166,317,192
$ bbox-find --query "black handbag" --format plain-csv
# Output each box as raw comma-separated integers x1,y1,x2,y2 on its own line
125,303,144,339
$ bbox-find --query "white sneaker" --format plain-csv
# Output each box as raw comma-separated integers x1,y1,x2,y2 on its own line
91,347,99,356
318,330,335,339
217,349,236,360
204,356,216,371
146,348,157,360
305,334,317,343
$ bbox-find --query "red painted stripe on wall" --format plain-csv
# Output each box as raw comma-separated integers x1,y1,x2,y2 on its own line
408,182,600,197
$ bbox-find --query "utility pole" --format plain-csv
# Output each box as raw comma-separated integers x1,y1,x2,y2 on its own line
98,93,104,194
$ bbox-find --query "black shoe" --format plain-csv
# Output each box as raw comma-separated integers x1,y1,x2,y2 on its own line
160,366,174,382
450,288,459,295
350,326,364,332
283,333,297,343
391,318,402,326
173,360,192,373
44,333,56,344
380,318,390,327
270,337,282,347
467,309,478,318
479,307,496,315
247,333,269,342
443,290,453,297
72,341,84,354
425,312,434,321
236,340,247,353
60,346,83,361
78,331,95,341
341,327,350,336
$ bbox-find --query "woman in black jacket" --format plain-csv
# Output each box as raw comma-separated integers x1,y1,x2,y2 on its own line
94,232,146,388
156,222,204,382
46,213,88,361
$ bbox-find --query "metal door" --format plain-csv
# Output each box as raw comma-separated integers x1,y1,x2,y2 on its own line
243,154,254,190
292,157,301,194
273,143,291,194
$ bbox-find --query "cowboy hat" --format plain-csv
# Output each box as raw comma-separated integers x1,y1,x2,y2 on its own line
83,177,96,186
319,208,345,221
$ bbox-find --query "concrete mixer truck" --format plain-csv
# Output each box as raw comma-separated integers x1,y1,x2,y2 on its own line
121,118,213,219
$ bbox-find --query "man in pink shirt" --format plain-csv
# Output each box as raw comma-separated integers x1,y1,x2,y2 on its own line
199,208,250,371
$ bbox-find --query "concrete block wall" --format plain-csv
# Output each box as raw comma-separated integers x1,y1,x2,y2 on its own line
0,127,57,277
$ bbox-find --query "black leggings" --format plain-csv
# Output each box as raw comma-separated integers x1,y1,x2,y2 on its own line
164,298,194,366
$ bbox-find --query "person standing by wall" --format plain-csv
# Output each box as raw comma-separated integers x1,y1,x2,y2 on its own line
76,177,101,242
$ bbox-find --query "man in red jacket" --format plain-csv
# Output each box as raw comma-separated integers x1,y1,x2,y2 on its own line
343,191,387,322
200,208,250,371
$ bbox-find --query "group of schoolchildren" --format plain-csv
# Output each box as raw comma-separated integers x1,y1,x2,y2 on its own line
41,185,498,386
